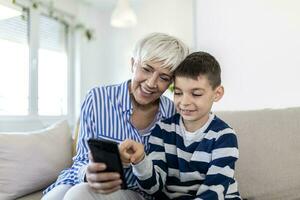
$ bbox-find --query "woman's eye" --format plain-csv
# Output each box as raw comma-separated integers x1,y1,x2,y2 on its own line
142,67,151,72
160,76,171,82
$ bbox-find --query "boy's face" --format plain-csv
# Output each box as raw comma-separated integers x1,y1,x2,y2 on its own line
174,75,223,131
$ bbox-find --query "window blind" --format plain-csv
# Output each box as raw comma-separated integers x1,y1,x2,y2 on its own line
0,14,28,44
39,14,67,52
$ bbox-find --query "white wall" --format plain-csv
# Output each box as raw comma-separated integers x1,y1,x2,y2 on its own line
77,0,194,102
49,0,78,15
195,0,300,111
0,0,194,131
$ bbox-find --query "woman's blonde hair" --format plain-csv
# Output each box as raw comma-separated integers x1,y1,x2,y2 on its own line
132,33,189,72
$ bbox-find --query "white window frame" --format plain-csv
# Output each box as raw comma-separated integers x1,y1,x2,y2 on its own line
0,0,75,131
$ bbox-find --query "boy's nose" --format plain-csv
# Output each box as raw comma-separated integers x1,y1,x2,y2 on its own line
181,95,191,105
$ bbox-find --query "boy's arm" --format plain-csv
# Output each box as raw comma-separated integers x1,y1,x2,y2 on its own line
132,124,168,195
195,130,239,200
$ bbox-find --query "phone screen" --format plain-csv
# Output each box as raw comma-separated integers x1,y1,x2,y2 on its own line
92,149,121,172
87,138,127,189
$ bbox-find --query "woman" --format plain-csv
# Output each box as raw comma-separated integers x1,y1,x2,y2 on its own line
42,32,189,200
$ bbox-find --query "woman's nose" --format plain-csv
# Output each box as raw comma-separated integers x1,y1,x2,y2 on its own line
146,73,159,88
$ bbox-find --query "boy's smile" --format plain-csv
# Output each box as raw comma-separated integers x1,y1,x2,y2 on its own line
174,75,223,132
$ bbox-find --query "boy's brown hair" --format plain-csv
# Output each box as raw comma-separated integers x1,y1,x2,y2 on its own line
174,51,221,89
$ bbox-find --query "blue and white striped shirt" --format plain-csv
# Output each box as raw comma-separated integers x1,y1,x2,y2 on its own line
132,113,241,200
44,80,175,194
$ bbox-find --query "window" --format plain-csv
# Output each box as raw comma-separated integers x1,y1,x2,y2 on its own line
38,15,68,116
0,5,29,115
0,2,73,130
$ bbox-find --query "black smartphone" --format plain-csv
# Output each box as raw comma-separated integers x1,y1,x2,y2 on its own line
87,138,127,189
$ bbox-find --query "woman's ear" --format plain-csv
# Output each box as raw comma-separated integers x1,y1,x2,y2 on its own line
213,85,224,102
131,57,135,72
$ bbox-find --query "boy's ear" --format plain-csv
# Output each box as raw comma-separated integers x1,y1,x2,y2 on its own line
213,85,224,102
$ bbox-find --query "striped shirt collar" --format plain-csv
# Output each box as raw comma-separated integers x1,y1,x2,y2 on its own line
119,80,169,118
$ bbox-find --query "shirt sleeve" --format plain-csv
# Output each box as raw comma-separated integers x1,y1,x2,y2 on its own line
69,90,97,183
132,124,168,195
195,129,239,200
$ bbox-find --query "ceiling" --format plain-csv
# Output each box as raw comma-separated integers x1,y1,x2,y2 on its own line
77,0,140,10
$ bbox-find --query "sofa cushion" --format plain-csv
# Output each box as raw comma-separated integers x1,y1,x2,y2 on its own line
0,120,73,200
217,107,300,200
16,191,43,200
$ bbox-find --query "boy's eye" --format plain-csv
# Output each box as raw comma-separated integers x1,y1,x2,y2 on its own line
193,93,203,97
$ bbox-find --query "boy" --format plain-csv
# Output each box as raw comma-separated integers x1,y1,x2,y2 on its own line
119,51,241,199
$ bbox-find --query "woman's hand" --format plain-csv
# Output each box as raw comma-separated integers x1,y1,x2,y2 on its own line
119,139,145,165
86,152,122,194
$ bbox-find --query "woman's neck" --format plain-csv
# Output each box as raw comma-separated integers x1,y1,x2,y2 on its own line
130,95,159,130
132,95,159,110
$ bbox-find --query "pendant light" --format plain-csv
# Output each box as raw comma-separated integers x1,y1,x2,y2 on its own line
110,0,137,28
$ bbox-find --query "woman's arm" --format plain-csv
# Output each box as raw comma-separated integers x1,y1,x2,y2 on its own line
76,89,123,193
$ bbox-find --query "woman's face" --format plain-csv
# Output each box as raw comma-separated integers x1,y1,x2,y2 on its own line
130,59,173,106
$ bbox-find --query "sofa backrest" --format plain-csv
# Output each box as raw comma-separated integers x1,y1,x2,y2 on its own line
217,107,300,200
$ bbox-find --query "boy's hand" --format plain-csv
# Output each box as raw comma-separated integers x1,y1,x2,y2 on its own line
119,139,145,164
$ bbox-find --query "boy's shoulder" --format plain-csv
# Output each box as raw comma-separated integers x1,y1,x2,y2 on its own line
159,113,181,125
205,114,237,139
158,113,234,131
210,114,233,131
153,113,180,135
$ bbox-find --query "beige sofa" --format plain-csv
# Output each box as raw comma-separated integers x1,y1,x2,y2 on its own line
217,107,300,200
1,107,300,200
